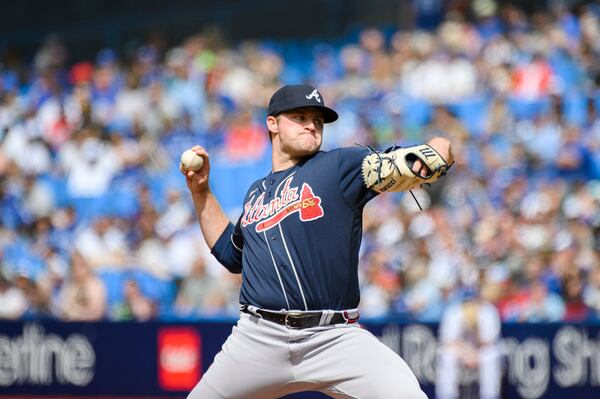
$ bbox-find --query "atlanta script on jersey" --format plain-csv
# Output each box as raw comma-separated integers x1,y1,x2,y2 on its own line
211,147,378,311
241,176,324,233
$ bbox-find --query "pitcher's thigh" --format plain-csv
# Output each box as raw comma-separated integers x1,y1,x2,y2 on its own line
188,320,293,399
314,328,427,399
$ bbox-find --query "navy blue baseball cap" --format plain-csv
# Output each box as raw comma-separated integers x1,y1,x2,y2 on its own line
268,84,338,123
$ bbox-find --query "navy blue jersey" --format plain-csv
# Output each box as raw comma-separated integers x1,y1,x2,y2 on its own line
211,146,378,311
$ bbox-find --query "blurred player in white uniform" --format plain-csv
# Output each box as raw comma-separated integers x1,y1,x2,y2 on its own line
436,289,501,399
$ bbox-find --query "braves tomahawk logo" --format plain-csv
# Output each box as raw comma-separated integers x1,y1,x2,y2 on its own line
242,176,324,233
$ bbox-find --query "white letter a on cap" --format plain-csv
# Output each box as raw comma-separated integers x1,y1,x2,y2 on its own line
305,89,321,103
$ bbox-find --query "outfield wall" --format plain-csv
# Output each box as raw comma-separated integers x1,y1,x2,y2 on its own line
1,319,600,399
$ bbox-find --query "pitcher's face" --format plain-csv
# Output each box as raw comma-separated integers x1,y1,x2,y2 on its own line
268,107,325,158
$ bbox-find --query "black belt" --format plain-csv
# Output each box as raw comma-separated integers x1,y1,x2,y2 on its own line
241,305,359,329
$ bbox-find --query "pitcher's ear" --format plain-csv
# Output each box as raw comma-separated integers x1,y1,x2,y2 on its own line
267,115,279,134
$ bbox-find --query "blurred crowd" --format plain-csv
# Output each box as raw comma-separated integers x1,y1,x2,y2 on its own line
1,1,600,322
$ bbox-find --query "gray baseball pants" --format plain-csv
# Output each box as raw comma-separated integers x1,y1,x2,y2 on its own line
187,312,427,399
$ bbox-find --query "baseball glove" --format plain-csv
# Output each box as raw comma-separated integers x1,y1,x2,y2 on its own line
361,144,452,194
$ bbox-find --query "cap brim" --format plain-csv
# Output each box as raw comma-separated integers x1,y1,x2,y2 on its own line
320,106,339,123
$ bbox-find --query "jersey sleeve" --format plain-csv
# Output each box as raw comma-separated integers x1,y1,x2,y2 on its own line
210,218,243,274
337,146,379,210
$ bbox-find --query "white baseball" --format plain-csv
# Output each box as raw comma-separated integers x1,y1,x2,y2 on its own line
180,149,204,172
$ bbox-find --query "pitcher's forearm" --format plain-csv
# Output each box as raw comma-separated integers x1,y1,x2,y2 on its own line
191,190,231,249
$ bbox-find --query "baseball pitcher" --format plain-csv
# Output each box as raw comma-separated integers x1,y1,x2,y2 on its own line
182,85,453,399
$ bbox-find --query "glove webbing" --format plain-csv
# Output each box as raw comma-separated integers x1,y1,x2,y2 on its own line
358,144,425,211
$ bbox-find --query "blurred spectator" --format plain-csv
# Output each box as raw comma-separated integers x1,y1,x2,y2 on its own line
0,269,27,319
133,212,171,279
561,269,591,321
37,248,69,316
58,126,123,197
511,54,553,100
58,251,107,321
156,188,194,240
509,279,565,322
359,250,397,318
74,216,129,268
393,260,441,320
12,267,51,317
175,256,218,316
49,206,79,255
21,174,55,219
583,264,600,319
436,290,502,399
223,110,268,161
111,278,156,321
555,125,597,181
164,45,207,132
201,272,242,316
